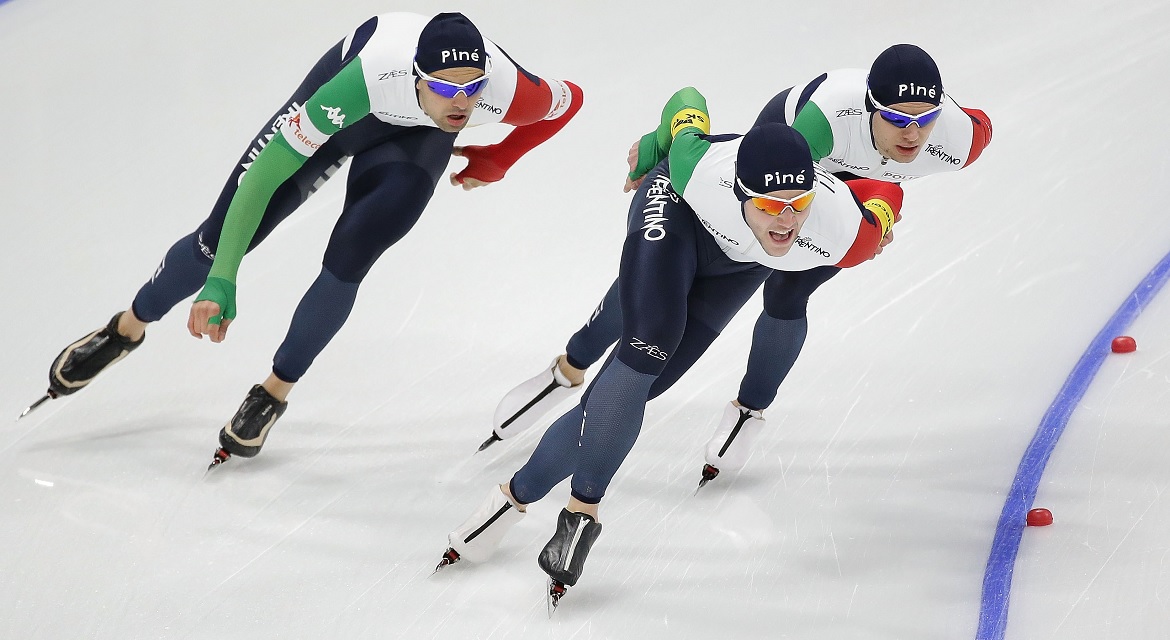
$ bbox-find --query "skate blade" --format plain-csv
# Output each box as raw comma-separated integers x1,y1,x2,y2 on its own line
546,578,567,617
206,447,231,471
475,433,501,454
430,548,461,576
694,464,720,495
17,392,56,421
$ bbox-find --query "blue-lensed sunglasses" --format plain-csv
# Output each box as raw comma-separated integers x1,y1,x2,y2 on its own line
868,89,943,128
414,58,492,99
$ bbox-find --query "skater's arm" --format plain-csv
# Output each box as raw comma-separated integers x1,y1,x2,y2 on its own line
189,59,372,337
449,71,583,189
623,87,710,192
836,179,903,268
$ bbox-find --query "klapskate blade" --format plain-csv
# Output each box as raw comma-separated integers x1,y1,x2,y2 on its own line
17,394,54,421
205,448,231,472
546,578,566,617
475,433,501,453
431,549,460,576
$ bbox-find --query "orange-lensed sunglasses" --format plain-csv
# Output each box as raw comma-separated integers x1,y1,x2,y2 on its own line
737,177,817,215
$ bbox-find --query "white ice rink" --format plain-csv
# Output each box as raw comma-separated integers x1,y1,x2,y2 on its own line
3,1,1169,638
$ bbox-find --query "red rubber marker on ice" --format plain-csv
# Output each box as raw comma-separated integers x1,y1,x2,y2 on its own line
1026,508,1053,527
1111,336,1137,353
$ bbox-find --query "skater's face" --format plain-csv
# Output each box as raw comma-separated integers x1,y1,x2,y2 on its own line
870,100,939,163
417,66,488,132
742,187,813,257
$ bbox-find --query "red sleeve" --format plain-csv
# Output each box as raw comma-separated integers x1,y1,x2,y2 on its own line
451,77,583,185
836,180,904,268
961,107,993,167
846,179,904,213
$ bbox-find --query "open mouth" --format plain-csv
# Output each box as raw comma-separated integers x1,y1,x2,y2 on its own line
447,113,468,126
769,229,794,244
895,144,918,155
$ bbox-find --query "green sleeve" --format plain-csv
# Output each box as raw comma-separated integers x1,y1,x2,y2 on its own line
665,131,712,195
790,101,834,162
195,58,372,322
629,86,710,179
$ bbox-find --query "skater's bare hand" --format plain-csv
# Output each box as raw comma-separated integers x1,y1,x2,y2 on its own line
450,172,491,190
871,229,895,260
188,301,232,343
623,140,644,193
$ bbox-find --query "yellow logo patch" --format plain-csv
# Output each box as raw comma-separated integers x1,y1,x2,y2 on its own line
864,198,895,236
670,109,711,138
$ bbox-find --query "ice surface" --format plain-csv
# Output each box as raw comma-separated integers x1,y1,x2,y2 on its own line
2,1,1168,638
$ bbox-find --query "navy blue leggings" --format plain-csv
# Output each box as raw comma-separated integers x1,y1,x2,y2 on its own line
130,25,457,382
561,228,838,410
511,166,774,504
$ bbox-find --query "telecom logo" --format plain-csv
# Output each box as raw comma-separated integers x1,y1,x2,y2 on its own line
286,113,322,152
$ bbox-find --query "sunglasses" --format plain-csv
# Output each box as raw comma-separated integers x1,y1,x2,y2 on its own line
414,58,492,99
867,89,943,128
737,176,817,215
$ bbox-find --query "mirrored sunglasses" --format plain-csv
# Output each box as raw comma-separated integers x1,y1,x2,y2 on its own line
867,89,943,128
414,58,492,99
737,176,817,215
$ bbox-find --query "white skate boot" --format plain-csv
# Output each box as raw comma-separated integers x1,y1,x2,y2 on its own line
435,485,526,571
477,357,582,451
697,402,764,491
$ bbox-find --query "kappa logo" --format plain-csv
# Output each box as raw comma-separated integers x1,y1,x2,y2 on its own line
629,338,668,361
320,105,346,127
836,107,863,117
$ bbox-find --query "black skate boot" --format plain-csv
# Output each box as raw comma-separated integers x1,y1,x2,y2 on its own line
207,385,288,469
538,508,603,613
22,312,146,419
50,312,145,397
